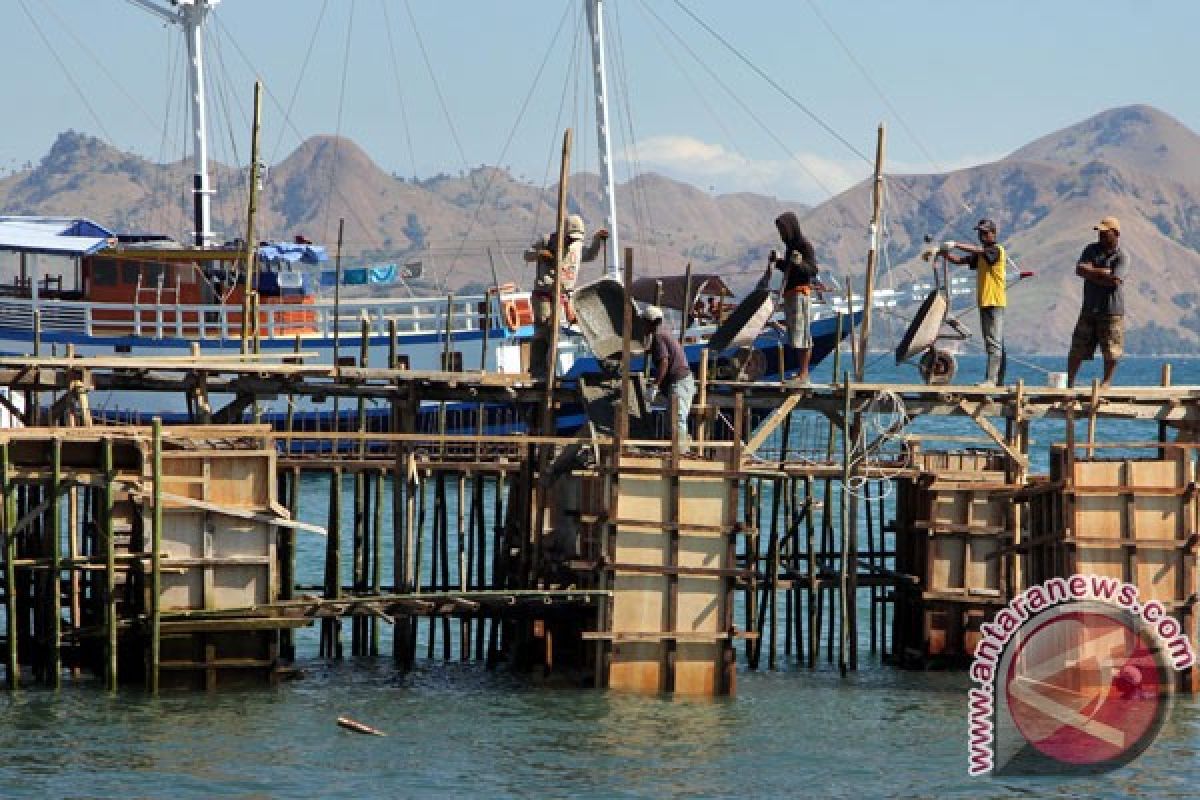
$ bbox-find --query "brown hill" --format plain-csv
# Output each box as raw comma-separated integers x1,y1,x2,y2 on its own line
5,105,1200,353
797,106,1200,354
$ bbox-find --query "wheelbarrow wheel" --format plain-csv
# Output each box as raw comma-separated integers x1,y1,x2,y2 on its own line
919,348,956,385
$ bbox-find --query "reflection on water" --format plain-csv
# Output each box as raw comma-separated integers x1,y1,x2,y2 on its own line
0,661,1193,799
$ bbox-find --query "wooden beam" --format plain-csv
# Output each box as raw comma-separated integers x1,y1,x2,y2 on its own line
958,400,1029,470
743,393,802,457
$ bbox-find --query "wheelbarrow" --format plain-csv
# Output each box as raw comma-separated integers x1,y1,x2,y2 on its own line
895,240,1034,385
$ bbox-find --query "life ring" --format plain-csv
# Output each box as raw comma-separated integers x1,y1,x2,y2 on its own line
502,298,534,330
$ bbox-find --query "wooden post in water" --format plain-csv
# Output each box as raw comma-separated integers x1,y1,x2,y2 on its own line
48,437,62,688
2,442,17,689
102,437,117,691
150,418,163,693
322,468,343,659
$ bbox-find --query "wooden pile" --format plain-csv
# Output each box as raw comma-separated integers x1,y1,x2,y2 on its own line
1023,445,1198,690
893,450,1015,663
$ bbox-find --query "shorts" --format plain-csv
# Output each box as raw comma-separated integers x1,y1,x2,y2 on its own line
1069,311,1124,362
783,291,813,350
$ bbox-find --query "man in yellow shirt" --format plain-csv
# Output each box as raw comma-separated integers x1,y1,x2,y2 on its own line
944,218,1007,387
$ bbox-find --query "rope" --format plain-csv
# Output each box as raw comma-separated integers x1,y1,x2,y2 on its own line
320,0,356,246
844,388,909,500
269,0,331,166
672,0,872,166
445,1,574,288
379,0,418,185
16,0,116,144
641,0,851,211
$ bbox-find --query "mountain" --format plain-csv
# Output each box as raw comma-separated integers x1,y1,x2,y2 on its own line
0,131,804,291
4,105,1200,353
800,105,1200,354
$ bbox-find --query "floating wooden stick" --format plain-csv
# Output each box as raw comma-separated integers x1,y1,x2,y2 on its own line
337,716,386,736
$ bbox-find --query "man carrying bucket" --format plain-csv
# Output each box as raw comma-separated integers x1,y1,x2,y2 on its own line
944,218,1007,387
523,215,607,380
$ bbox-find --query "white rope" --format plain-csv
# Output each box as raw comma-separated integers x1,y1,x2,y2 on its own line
844,388,909,500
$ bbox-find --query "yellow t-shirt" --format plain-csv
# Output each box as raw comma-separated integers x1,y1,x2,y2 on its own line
975,244,1006,308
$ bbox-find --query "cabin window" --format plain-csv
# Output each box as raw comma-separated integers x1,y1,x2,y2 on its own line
120,263,139,285
142,262,166,286
441,351,463,372
91,260,117,286
393,354,410,370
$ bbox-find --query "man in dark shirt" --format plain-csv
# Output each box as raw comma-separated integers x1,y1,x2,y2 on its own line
773,211,819,384
643,305,695,448
1067,216,1126,388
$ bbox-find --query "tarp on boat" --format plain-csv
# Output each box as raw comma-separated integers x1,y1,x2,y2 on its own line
257,242,328,268
629,274,734,312
318,263,399,288
0,216,113,256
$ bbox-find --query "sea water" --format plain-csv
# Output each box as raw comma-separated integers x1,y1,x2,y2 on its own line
0,355,1197,798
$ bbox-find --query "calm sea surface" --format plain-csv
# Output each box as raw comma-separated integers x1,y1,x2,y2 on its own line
1,355,1197,798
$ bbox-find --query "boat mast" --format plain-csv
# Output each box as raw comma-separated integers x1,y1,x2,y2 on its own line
128,0,218,247
585,0,619,280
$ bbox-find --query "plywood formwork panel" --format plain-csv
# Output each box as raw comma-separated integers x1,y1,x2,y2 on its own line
602,455,734,695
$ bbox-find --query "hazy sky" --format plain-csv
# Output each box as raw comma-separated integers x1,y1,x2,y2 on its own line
2,0,1196,204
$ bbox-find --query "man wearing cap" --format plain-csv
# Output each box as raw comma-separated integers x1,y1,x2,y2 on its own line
944,219,1007,386
523,214,608,380
642,305,695,449
1067,216,1126,388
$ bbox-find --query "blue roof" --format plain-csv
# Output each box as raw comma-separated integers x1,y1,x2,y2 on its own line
0,216,114,256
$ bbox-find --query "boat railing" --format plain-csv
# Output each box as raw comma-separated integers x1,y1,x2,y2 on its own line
8,292,525,343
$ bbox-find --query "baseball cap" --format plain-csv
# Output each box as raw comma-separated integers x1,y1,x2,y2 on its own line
1094,216,1120,233
641,305,664,322
974,218,997,234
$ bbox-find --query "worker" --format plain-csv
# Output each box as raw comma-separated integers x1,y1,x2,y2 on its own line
523,215,607,380
773,211,819,384
1067,216,1126,388
642,305,695,449
944,218,1007,387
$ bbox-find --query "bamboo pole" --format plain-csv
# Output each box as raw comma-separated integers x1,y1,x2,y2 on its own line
839,374,852,676
3,442,17,688
322,468,343,659
240,80,263,356
282,466,299,661
372,467,383,657
150,418,163,692
805,475,816,668
855,124,886,380
48,437,61,687
103,437,117,691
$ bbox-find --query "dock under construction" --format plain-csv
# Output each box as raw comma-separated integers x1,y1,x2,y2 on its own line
0,346,1197,696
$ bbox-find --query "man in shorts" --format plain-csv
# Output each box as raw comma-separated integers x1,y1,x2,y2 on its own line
772,211,819,384
1067,216,1126,388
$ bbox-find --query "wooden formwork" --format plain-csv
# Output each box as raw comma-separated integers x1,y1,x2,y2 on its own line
1024,445,1198,689
0,427,300,690
893,450,1015,662
150,438,289,689
581,455,739,696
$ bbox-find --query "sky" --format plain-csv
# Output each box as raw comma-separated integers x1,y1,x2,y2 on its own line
2,0,1198,206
